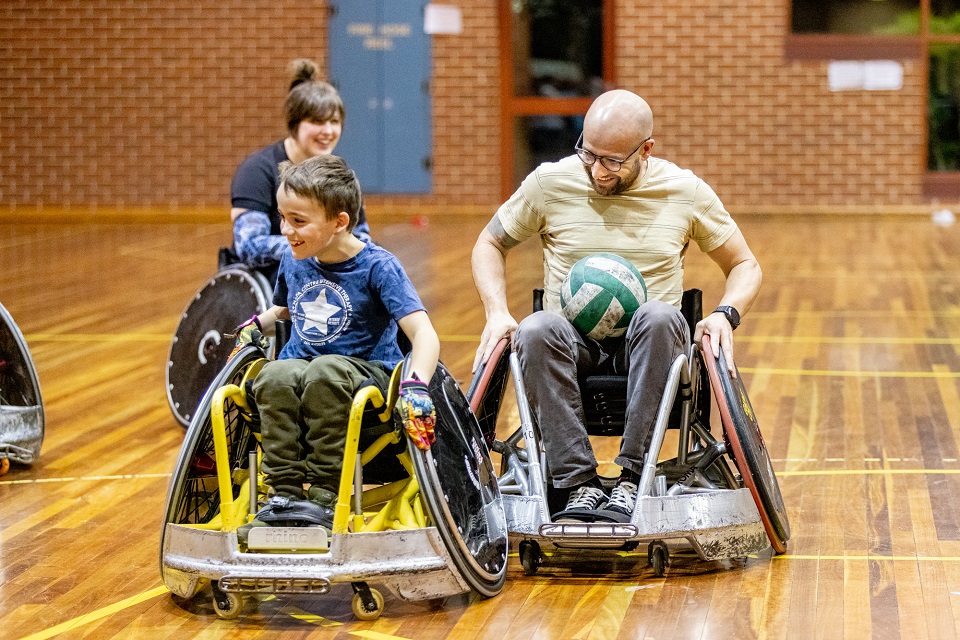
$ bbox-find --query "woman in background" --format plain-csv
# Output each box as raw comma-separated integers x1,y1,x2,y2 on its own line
231,58,371,282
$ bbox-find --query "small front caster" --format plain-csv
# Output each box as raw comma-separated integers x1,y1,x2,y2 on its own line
211,581,243,619
648,540,669,578
519,539,542,576
351,582,384,621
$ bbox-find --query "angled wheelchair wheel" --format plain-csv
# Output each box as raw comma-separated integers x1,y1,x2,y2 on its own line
160,345,265,587
166,267,272,427
702,335,790,553
409,362,509,597
465,337,511,447
0,302,44,467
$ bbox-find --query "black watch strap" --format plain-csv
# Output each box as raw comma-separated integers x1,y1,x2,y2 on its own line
714,305,741,330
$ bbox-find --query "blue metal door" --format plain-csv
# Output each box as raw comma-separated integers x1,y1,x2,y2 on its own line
329,0,432,194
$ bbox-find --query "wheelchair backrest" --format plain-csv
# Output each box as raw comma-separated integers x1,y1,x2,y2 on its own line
532,287,705,436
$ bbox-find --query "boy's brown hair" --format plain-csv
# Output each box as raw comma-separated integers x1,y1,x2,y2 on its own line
278,156,361,231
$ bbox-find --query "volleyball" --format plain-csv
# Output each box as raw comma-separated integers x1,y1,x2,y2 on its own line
559,253,647,340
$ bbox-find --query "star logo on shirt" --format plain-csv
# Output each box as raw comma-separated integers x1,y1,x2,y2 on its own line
300,290,342,335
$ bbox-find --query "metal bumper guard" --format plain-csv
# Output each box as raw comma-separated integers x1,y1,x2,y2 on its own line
0,405,43,464
162,523,471,601
503,488,769,559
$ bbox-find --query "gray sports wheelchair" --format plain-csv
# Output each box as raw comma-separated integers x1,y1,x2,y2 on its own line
160,328,508,620
166,248,275,427
0,301,44,476
467,289,790,577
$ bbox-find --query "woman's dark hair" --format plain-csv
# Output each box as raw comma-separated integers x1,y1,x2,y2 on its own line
284,58,345,135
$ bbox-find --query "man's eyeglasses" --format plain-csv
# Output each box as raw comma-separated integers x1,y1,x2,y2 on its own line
575,133,650,172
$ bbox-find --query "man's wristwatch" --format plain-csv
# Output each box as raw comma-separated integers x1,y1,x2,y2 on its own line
714,305,741,330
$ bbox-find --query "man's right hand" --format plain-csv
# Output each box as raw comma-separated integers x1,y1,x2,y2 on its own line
472,312,519,373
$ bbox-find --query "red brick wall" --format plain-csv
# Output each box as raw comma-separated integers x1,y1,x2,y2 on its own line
0,0,944,215
0,0,330,208
616,0,926,211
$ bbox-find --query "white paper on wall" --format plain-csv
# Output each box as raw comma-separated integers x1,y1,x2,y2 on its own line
424,4,463,34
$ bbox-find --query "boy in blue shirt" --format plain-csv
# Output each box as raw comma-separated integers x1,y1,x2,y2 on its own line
235,154,439,537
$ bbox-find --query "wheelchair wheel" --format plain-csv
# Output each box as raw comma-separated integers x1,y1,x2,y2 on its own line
409,363,509,597
465,337,511,447
166,267,272,427
702,336,790,553
160,346,265,588
0,302,44,467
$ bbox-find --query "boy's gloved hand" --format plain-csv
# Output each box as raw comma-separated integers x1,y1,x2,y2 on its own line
228,315,268,356
398,379,436,450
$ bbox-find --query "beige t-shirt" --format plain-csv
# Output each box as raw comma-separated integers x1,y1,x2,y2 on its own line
497,155,738,311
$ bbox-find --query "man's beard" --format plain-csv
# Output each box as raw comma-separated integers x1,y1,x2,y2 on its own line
584,161,641,196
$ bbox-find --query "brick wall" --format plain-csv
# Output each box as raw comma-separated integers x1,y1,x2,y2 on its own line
616,0,926,211
0,0,945,216
0,1,330,208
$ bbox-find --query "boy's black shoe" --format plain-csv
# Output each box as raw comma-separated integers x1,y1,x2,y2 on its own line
237,496,334,546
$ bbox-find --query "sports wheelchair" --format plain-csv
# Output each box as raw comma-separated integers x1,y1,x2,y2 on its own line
160,338,508,620
166,249,275,428
0,301,44,476
468,289,790,577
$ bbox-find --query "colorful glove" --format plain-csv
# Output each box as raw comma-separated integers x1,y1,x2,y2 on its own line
228,315,268,356
398,379,436,450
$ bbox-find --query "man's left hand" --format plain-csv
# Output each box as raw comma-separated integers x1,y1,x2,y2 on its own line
694,312,737,378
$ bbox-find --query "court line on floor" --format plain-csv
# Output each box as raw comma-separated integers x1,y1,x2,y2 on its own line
17,585,168,640
0,473,171,486
737,367,960,378
24,333,171,342
777,468,960,476
7,468,960,486
773,555,960,562
23,332,960,346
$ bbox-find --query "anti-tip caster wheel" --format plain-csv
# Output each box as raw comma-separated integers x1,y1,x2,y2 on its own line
211,585,243,620
519,539,542,576
351,584,384,621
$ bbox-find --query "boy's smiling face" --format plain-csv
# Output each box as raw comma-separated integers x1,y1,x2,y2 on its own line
277,188,347,261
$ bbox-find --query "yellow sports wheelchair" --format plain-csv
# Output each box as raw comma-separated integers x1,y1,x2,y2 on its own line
469,289,790,577
0,301,43,476
160,343,508,620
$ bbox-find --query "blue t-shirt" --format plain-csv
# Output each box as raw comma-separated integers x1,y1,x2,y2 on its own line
274,243,425,368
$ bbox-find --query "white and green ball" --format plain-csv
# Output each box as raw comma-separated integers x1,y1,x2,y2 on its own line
560,253,647,340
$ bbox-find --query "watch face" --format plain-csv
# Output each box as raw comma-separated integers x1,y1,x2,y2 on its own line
717,306,739,328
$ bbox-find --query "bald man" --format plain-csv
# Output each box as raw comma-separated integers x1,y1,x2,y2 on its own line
471,90,761,523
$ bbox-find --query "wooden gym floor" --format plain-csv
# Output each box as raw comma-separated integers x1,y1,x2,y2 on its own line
1,213,959,639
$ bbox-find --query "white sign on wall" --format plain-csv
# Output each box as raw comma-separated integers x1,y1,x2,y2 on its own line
828,60,903,91
424,4,462,34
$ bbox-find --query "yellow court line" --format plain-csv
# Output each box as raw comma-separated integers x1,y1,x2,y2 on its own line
0,473,171,486
778,468,960,477
775,555,960,562
748,309,960,319
739,367,960,378
22,331,960,347
24,333,171,342
740,335,960,345
17,585,168,640
350,632,414,640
